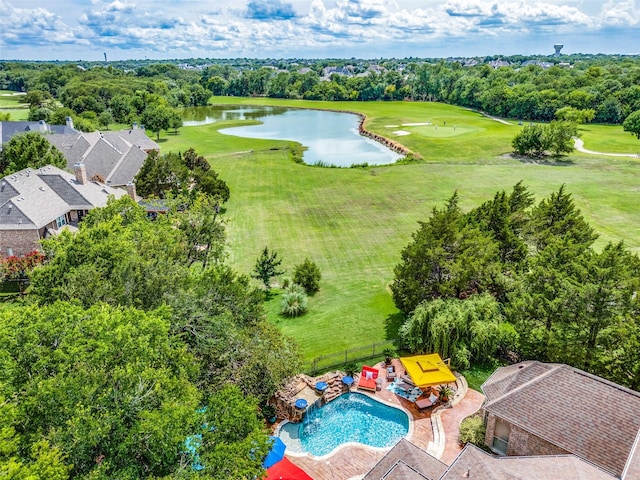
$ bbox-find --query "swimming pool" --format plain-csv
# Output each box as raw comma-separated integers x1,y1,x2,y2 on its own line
279,393,409,457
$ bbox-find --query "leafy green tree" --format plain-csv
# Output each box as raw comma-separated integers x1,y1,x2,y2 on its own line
0,131,66,175
252,247,285,293
140,104,173,140
512,123,547,157
30,196,189,309
545,120,577,156
529,184,597,252
97,110,114,130
391,193,499,314
400,294,517,370
134,150,186,198
622,110,640,139
197,385,270,479
555,106,594,124
167,266,301,402
0,302,201,478
171,193,225,269
292,257,322,294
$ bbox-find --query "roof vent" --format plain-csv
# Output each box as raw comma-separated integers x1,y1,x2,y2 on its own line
39,186,45,191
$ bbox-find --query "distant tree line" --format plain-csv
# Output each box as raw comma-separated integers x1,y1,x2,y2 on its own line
2,55,640,131
392,183,640,389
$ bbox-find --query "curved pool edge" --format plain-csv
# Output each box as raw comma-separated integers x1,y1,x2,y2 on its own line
274,391,415,461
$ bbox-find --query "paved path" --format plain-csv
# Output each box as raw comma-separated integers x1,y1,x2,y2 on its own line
573,137,639,158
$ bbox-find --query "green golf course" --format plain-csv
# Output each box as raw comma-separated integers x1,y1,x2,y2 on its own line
129,98,640,364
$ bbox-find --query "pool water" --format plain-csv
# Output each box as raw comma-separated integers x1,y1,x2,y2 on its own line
279,393,409,456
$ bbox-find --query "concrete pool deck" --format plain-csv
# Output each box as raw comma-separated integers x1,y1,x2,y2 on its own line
282,359,485,480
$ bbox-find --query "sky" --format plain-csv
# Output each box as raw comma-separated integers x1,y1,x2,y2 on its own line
0,0,638,61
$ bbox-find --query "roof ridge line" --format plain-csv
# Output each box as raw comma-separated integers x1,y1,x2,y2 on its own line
484,362,562,408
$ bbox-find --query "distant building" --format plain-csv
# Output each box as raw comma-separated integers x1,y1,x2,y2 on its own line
0,164,127,257
554,44,564,57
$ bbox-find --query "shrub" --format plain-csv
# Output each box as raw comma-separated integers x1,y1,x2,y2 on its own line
280,287,308,317
459,414,486,447
343,362,358,377
292,258,321,295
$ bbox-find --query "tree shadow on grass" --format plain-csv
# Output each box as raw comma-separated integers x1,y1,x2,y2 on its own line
385,311,406,341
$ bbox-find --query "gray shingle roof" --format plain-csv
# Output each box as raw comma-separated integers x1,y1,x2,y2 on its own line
0,121,78,145
482,362,640,476
0,165,125,230
46,128,158,186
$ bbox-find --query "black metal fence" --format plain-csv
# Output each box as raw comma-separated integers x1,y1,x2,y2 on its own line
307,338,401,375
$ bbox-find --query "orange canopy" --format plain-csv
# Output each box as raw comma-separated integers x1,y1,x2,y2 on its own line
400,353,456,388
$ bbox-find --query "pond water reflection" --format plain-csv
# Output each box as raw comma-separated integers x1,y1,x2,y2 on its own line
182,105,402,167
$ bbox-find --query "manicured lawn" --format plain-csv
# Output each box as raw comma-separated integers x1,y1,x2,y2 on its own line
0,90,29,120
578,123,640,154
460,363,499,392
159,99,640,363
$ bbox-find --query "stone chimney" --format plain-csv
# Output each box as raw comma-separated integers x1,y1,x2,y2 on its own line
74,163,87,185
126,182,137,201
66,116,74,129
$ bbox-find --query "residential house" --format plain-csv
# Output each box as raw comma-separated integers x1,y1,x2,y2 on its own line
364,440,619,480
46,124,159,187
0,164,126,257
361,361,640,480
0,119,78,150
481,361,640,478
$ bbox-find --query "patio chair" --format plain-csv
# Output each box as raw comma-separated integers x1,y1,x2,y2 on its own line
386,365,397,382
415,392,439,411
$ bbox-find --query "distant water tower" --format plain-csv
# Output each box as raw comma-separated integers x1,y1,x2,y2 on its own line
554,44,564,57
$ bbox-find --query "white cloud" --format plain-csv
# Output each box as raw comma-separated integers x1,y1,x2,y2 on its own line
0,0,637,59
600,0,640,26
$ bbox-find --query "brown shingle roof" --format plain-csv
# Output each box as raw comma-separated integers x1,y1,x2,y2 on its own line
442,444,618,480
363,439,447,480
482,362,640,476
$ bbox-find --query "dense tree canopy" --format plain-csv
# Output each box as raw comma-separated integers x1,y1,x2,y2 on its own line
622,110,640,139
394,184,640,388
134,149,230,203
0,131,66,175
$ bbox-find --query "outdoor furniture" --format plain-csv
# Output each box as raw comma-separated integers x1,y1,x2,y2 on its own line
386,365,397,382
342,375,354,391
315,381,328,394
357,365,379,392
415,392,439,411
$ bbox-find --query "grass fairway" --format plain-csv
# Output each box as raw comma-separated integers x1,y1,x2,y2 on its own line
160,99,640,365
0,90,29,120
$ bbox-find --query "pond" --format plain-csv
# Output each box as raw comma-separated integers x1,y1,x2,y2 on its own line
181,105,402,167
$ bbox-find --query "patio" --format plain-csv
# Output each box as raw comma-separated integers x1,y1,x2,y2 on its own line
282,358,485,480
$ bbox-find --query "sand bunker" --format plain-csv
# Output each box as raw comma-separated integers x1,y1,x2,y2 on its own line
392,130,411,136
385,125,400,128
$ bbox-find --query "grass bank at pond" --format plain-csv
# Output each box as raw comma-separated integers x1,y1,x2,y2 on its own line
159,99,640,363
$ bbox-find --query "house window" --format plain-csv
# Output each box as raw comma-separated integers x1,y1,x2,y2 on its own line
56,215,67,229
492,419,510,455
